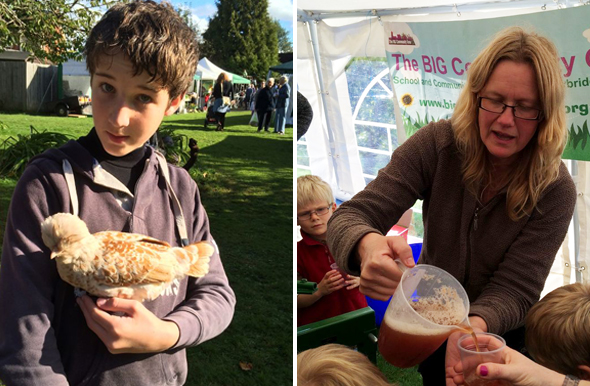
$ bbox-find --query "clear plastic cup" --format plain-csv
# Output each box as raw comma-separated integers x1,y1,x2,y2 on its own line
458,332,510,386
329,262,349,278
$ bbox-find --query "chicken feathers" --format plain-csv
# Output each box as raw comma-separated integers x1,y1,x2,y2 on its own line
41,213,212,302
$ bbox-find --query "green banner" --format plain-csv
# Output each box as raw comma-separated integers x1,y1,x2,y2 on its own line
384,6,590,161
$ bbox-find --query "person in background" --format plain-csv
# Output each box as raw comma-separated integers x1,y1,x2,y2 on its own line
255,78,275,133
297,175,366,327
274,75,291,135
251,82,262,113
327,26,576,386
297,344,396,386
212,72,233,131
244,83,254,111
271,78,279,107
297,91,313,141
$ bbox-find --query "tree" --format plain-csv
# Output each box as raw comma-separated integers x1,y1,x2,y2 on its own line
273,20,291,53
201,0,278,81
175,5,203,44
0,0,122,64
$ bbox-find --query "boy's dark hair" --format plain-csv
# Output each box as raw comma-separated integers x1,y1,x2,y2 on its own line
85,0,198,100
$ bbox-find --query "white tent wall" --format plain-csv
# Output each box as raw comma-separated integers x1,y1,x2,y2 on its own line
297,1,590,292
297,24,336,188
298,18,386,199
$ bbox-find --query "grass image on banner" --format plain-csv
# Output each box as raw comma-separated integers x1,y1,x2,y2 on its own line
401,109,436,138
567,120,589,151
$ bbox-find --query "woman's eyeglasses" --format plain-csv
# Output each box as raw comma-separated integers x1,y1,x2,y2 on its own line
297,204,333,221
478,96,542,121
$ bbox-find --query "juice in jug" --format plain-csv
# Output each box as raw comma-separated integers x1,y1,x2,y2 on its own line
377,264,470,368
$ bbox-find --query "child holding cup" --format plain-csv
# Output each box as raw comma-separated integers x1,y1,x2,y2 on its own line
297,175,367,326
453,284,590,385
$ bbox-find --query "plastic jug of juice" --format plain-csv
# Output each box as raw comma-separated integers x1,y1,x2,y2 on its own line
378,263,470,368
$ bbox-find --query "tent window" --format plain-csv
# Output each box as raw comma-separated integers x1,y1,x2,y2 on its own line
345,58,425,239
297,136,310,176
346,58,398,182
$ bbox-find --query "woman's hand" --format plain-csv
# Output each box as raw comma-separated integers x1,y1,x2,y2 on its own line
317,270,346,297
471,346,566,386
77,295,180,354
355,233,414,300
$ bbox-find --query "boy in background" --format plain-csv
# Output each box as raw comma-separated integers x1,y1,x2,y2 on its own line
0,1,235,385
525,283,590,380
297,175,367,326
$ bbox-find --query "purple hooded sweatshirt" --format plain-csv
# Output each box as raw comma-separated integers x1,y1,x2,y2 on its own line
0,139,236,386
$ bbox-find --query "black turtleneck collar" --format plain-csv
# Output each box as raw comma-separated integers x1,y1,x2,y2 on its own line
77,128,149,193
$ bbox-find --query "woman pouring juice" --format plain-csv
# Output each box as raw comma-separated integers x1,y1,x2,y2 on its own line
327,26,576,386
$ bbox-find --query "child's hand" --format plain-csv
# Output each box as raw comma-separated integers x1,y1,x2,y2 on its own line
317,270,345,296
77,295,179,354
344,275,361,290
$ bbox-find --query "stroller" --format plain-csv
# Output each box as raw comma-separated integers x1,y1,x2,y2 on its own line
203,98,218,129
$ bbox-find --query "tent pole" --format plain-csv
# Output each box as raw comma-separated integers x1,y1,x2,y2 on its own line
572,160,581,283
307,19,340,188
298,0,559,21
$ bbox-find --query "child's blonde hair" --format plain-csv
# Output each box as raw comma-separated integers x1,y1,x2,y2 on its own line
297,344,394,386
297,175,334,209
525,283,590,376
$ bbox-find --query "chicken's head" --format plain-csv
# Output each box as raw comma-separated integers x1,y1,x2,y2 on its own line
41,213,91,256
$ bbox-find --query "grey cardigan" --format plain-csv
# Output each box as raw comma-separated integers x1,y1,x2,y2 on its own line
327,119,576,335
0,140,236,386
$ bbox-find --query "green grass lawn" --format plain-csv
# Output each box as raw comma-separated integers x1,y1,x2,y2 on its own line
377,339,423,385
0,110,293,386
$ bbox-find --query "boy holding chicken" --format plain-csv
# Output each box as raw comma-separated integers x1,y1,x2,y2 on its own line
0,1,235,385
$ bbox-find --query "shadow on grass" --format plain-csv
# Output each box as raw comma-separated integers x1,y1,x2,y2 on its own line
180,135,293,385
0,179,16,246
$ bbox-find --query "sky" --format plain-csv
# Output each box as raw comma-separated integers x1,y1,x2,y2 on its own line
170,0,294,43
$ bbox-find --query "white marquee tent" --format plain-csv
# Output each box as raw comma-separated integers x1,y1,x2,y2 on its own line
297,0,590,294
196,57,250,84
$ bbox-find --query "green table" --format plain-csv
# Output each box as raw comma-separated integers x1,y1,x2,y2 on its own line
296,307,378,363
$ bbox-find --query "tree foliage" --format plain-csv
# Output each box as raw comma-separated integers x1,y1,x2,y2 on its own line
0,0,124,64
175,5,202,43
201,0,278,81
273,20,291,53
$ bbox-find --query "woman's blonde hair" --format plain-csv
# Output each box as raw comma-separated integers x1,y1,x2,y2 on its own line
451,26,566,220
525,283,590,376
216,72,230,83
297,175,334,209
297,344,394,386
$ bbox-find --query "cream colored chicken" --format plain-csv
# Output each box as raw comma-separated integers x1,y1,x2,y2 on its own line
41,213,212,302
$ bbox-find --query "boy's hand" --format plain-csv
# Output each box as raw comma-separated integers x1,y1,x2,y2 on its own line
317,270,345,296
77,295,179,354
344,275,361,290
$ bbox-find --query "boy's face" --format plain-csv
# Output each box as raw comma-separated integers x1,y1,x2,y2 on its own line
91,52,183,157
297,200,336,240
